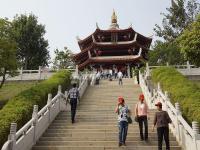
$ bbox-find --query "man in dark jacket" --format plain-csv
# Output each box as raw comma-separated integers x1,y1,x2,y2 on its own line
68,83,79,123
152,102,172,150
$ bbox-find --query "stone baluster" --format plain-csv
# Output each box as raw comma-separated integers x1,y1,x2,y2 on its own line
32,105,38,144
166,62,169,66
192,121,200,150
157,82,161,91
38,66,42,80
164,91,169,111
192,121,199,135
57,85,62,94
47,93,52,123
8,123,17,150
175,102,182,143
20,67,23,80
57,85,62,111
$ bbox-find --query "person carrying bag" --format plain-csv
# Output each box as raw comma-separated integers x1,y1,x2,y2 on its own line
115,96,131,147
135,94,149,141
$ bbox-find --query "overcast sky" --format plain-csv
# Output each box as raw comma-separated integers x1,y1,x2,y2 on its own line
0,0,173,60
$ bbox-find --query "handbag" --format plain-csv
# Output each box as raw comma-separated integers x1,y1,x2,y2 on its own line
127,116,133,124
134,116,139,122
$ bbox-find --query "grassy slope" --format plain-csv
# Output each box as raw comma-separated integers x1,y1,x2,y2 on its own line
0,81,38,109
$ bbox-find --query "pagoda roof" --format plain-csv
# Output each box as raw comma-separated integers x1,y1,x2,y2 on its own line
77,27,152,50
73,39,148,61
78,55,142,70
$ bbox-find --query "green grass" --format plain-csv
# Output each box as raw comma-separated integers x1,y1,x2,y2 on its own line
192,81,200,88
0,82,38,109
151,67,200,126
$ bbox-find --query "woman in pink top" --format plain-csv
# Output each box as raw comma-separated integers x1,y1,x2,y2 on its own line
135,94,149,141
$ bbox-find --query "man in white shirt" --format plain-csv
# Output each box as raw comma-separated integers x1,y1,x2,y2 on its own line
117,71,123,85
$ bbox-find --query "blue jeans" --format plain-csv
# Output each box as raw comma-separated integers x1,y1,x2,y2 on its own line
118,121,128,144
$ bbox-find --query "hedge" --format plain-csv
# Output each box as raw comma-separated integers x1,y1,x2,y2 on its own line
151,67,200,125
0,70,71,147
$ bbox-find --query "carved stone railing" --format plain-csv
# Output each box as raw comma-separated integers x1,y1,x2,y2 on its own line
148,61,200,77
139,65,200,150
1,73,90,150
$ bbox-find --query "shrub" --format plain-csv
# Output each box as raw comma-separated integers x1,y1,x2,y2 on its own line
151,67,200,125
0,70,71,147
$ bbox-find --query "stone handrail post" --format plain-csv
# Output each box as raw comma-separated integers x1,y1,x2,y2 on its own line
8,123,17,150
192,121,200,150
32,105,38,144
57,85,62,111
38,66,42,80
47,93,52,123
20,67,23,80
164,91,169,111
175,102,181,142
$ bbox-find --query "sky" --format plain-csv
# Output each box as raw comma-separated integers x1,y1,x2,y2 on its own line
0,0,172,60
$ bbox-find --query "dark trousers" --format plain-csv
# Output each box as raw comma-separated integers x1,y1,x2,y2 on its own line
70,98,77,123
157,127,170,150
138,116,148,140
119,78,123,85
118,121,128,144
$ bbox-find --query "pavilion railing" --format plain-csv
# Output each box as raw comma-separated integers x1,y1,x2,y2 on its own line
1,73,90,150
139,64,200,150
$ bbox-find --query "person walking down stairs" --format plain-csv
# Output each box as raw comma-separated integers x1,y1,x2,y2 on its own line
67,83,80,124
153,102,172,150
115,96,130,147
135,94,149,141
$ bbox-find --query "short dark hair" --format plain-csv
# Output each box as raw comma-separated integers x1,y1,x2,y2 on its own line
72,83,77,88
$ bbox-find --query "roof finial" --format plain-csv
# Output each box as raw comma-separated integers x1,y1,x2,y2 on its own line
96,22,100,29
76,36,81,41
112,9,117,24
109,9,119,29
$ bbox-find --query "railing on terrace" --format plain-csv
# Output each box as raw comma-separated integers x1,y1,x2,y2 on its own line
139,64,200,150
148,61,200,76
1,72,91,150
0,66,76,81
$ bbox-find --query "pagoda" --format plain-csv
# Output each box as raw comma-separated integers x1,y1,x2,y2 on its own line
73,10,152,77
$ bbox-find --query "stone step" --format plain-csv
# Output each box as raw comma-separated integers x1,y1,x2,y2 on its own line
35,141,179,146
48,124,155,128
39,136,176,141
45,129,174,135
42,132,174,138
32,146,181,150
32,79,181,150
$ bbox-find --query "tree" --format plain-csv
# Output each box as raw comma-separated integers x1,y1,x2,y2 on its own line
53,47,74,69
149,41,185,66
12,14,50,69
177,15,200,66
154,0,200,42
0,19,17,88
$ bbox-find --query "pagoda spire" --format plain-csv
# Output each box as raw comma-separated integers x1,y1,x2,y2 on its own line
109,9,119,29
111,9,117,23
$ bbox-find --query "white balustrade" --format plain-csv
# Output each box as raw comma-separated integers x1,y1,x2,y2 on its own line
1,72,90,150
139,66,200,150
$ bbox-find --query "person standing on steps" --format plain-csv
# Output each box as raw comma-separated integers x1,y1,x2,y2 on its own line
152,102,172,150
68,83,79,124
135,94,149,141
115,97,130,147
117,70,123,85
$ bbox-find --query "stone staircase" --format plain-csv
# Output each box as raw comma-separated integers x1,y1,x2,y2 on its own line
32,78,181,150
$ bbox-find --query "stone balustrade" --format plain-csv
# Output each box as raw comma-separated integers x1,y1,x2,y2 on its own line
1,73,90,150
139,64,200,150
